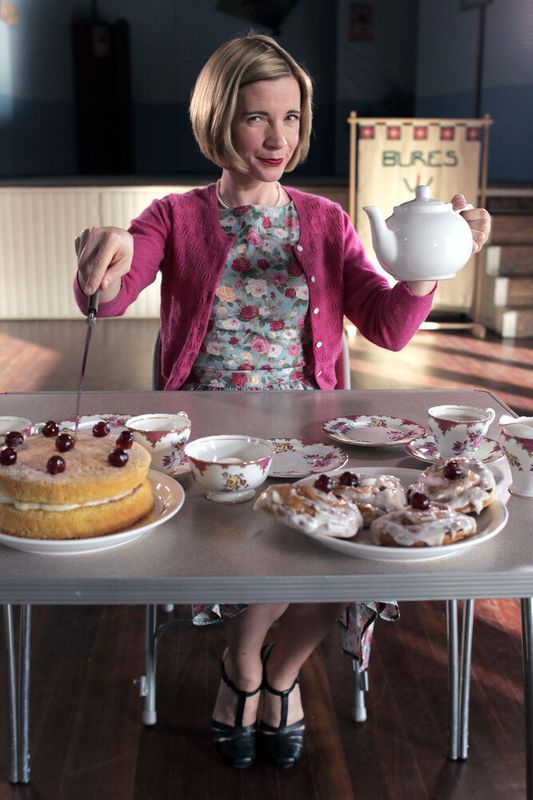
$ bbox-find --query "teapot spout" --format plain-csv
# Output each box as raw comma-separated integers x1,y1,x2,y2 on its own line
363,206,397,271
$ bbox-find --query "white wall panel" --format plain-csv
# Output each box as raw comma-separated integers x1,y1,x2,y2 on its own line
0,188,99,319
0,185,202,319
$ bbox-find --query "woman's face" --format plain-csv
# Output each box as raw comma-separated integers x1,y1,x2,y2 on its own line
231,75,301,182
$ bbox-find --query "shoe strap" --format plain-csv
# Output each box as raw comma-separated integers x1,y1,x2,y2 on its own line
220,658,261,728
262,675,299,729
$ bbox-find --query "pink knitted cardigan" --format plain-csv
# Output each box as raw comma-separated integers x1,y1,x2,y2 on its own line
73,183,435,389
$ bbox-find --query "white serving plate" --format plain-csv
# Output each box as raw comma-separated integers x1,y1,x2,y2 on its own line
290,467,508,562
0,470,184,555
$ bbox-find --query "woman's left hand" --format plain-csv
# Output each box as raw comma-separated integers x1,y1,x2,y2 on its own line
451,194,491,254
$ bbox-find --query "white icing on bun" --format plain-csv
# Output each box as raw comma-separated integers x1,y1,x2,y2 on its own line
331,473,407,525
370,502,477,547
254,483,363,538
409,457,495,514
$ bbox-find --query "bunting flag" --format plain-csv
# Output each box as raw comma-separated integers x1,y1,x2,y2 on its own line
355,120,484,312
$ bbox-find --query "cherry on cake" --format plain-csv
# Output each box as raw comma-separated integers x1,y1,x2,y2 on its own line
0,430,154,540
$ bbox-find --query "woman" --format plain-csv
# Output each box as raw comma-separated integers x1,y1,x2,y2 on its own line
74,34,491,770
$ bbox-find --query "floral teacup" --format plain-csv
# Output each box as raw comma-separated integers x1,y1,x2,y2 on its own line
500,418,533,498
185,434,274,503
427,405,495,459
126,413,191,474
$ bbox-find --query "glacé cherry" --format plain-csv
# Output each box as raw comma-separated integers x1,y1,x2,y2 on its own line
55,433,75,453
116,430,134,449
314,474,333,493
93,420,111,437
42,420,59,437
4,431,24,448
443,460,463,480
108,448,128,467
0,447,17,466
339,471,359,487
47,455,66,475
410,492,430,510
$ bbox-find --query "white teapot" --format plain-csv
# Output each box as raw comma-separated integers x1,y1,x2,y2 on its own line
363,185,474,281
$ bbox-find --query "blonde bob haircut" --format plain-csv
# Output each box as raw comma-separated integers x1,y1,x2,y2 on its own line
189,34,313,173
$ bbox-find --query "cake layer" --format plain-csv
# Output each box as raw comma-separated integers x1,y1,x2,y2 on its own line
0,431,151,504
0,478,154,539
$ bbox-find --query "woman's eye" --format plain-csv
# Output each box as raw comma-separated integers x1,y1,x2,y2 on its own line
286,114,300,123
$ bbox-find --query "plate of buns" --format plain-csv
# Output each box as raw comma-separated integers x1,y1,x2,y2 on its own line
254,459,508,562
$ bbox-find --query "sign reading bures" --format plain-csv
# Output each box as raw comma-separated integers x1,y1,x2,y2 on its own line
355,120,483,311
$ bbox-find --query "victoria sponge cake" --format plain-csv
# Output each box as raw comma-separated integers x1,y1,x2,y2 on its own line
0,430,154,539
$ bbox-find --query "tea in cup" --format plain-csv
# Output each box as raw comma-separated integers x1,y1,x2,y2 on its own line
500,418,533,498
427,405,496,458
126,412,191,473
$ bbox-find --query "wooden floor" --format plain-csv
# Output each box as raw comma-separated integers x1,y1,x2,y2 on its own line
0,319,532,799
1,319,532,415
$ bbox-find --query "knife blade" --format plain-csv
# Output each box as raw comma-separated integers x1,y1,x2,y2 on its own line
74,290,100,438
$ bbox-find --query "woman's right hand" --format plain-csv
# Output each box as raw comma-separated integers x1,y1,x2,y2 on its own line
75,226,133,302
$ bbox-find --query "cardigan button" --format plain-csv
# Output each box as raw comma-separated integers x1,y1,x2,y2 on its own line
310,276,316,283
316,370,322,377
313,307,319,315
316,341,323,349
296,244,304,252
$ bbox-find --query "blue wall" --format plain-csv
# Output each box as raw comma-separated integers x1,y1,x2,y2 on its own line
0,0,337,177
415,0,533,183
1,0,532,182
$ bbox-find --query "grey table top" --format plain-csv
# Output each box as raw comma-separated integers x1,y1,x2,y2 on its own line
0,388,531,605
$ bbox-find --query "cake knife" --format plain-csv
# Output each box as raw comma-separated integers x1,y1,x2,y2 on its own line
73,290,100,438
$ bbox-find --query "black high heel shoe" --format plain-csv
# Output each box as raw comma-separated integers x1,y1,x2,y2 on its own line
211,657,262,769
258,646,305,768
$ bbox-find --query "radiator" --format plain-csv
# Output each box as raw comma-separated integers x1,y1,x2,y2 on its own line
0,185,201,319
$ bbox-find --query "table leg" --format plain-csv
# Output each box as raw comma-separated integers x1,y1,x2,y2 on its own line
447,600,460,760
459,599,474,759
351,657,369,722
3,605,19,783
521,597,533,800
447,599,474,761
2,604,31,784
18,605,31,783
142,604,158,726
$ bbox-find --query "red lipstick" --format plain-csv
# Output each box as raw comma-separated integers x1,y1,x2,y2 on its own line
260,158,284,166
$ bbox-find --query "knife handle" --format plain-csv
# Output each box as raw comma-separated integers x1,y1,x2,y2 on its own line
87,290,100,317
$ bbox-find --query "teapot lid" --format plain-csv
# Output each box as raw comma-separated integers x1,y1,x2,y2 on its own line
393,185,450,213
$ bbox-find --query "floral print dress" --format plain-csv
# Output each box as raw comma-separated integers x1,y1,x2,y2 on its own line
182,201,315,391
189,201,398,669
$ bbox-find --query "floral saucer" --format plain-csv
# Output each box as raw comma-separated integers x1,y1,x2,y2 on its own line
269,438,348,478
405,434,504,464
323,415,426,447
